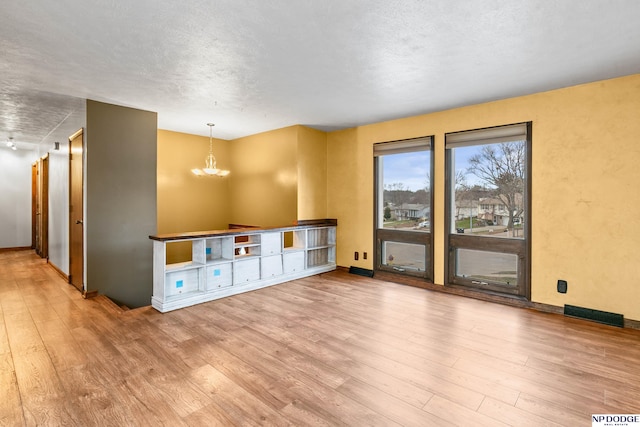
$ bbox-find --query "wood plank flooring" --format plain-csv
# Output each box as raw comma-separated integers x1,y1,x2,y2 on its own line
2,249,640,426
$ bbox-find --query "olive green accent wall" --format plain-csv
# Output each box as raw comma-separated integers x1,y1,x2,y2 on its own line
86,100,157,308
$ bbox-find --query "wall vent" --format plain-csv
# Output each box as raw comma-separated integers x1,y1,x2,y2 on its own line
564,304,624,328
349,266,374,277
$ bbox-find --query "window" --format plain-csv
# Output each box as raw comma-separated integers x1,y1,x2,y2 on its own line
445,123,531,297
374,136,433,279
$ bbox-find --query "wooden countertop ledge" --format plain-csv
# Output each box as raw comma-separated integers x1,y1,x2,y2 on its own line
149,219,337,242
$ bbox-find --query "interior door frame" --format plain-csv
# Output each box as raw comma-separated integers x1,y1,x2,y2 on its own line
31,163,37,249
69,128,84,292
40,154,49,259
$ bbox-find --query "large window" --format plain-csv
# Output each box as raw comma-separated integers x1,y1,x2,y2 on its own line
374,137,433,279
445,123,531,297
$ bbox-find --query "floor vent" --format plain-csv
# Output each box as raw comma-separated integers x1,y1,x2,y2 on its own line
564,304,624,328
349,266,374,277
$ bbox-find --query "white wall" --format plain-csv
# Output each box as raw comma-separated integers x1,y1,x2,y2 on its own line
0,148,37,248
0,98,85,273
47,143,70,272
43,104,85,275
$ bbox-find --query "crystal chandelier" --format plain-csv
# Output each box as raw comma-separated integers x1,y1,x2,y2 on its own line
191,123,230,177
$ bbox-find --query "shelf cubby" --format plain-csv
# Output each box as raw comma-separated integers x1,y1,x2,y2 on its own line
283,230,306,251
234,234,261,258
307,227,336,249
206,236,234,264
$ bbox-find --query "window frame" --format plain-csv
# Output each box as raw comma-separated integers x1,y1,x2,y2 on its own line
444,122,532,299
373,136,434,281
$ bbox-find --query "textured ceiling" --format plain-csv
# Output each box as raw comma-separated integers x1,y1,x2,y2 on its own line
2,0,640,151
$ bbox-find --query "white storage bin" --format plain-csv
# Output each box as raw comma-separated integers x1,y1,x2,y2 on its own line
233,258,261,284
261,255,283,278
261,232,282,256
165,269,200,297
283,251,305,274
206,263,232,290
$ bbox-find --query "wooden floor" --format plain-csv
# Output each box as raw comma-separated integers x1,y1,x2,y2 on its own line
2,251,640,426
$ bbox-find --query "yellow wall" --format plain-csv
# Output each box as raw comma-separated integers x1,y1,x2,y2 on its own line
158,124,323,236
327,74,640,320
157,129,231,263
327,127,372,270
156,75,640,321
297,125,328,220
157,129,231,233
228,126,298,227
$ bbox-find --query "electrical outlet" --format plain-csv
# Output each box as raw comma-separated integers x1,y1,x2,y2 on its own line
363,252,367,260
557,280,567,293
354,251,359,260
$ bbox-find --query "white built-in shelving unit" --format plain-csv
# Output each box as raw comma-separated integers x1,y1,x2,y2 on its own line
150,222,336,312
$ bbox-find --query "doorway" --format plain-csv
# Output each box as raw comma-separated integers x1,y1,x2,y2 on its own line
32,155,49,259
69,129,84,291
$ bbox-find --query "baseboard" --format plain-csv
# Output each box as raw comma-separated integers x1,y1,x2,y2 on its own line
83,290,99,299
0,246,32,253
47,261,69,281
625,318,640,329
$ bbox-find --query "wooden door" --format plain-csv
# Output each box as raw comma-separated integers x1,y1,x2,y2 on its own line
69,129,84,291
32,157,49,258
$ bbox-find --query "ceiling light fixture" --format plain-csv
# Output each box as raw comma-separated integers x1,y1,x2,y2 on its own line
6,137,17,150
191,123,229,177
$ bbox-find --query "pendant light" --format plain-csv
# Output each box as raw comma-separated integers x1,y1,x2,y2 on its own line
191,123,230,177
